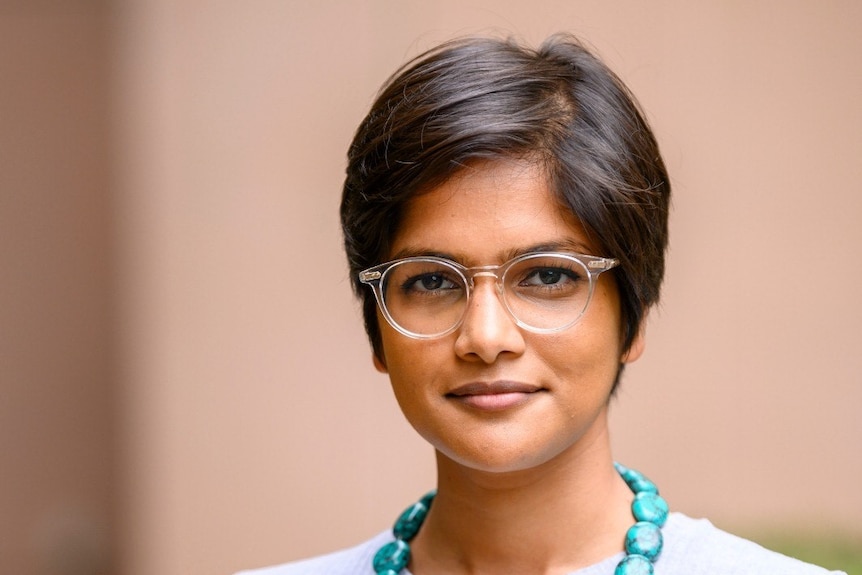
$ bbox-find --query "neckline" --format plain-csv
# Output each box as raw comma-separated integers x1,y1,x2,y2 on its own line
371,462,670,574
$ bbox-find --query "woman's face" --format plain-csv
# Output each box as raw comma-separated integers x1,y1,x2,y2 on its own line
374,158,644,474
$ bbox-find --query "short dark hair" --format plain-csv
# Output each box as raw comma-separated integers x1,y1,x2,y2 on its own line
341,34,670,376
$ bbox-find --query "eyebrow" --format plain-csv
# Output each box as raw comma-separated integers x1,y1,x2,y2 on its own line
390,239,596,264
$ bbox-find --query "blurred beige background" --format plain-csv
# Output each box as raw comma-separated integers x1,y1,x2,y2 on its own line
2,1,860,574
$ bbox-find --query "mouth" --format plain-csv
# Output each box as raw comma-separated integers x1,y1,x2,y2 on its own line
446,381,545,411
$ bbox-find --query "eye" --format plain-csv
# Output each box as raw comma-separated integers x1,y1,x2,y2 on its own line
520,266,581,288
530,269,567,286
403,272,459,293
384,260,465,302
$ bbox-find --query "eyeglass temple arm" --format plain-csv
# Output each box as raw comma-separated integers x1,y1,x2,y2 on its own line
359,270,382,283
587,258,618,271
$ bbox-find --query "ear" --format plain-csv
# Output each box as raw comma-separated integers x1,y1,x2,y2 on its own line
620,312,648,364
372,351,388,373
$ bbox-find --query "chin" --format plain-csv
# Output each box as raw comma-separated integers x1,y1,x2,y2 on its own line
435,442,568,475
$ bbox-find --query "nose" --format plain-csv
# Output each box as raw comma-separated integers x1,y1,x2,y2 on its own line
453,277,526,363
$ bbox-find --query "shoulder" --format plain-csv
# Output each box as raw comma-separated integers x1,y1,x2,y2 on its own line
660,513,846,575
233,530,390,575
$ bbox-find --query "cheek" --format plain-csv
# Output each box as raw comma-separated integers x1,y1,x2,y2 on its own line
538,295,625,391
542,328,621,385
378,329,448,399
382,339,452,442
588,280,626,354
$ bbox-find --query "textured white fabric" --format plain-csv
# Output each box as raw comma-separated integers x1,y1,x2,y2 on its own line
235,512,847,575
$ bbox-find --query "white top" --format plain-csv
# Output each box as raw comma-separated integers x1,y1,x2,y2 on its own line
236,512,847,575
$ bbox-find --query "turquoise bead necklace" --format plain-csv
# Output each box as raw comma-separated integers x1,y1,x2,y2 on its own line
372,463,669,575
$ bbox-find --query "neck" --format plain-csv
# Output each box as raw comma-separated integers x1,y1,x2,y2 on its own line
410,420,633,575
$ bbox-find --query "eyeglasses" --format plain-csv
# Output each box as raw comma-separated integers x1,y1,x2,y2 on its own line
359,252,618,339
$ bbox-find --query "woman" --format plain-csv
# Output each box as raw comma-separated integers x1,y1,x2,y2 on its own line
239,34,844,575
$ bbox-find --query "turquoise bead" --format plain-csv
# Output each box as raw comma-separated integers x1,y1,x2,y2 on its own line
624,521,663,560
631,491,669,527
616,464,641,484
617,466,659,495
614,554,654,575
393,501,429,541
630,478,658,494
377,571,400,575
372,540,410,573
419,490,436,509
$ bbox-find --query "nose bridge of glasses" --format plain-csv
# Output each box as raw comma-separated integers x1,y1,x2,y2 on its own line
463,265,505,294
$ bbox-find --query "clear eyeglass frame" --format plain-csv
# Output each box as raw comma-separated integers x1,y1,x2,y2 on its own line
358,251,619,339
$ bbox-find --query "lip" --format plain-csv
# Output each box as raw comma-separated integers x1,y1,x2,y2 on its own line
446,381,545,412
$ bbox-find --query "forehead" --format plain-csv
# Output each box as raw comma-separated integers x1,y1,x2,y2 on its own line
389,159,594,264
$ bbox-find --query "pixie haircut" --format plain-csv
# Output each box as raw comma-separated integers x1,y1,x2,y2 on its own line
341,34,670,372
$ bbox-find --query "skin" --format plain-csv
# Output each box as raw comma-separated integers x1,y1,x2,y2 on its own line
373,158,646,575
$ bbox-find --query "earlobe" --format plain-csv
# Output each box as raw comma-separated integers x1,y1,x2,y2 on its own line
373,351,388,373
621,314,648,364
